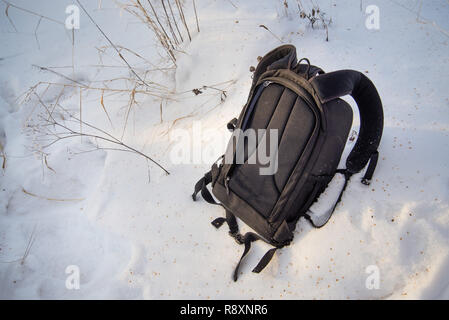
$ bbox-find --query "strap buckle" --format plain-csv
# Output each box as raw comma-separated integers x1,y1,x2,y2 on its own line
229,231,244,245
227,118,238,132
361,178,371,186
224,176,231,195
361,151,379,186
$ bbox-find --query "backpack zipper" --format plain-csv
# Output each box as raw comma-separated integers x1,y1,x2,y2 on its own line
241,80,272,131
224,77,321,196
264,77,322,224
225,80,273,194
262,76,324,128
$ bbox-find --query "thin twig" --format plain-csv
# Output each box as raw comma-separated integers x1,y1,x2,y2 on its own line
34,16,42,49
21,81,173,101
147,0,175,49
192,0,199,32
1,0,65,25
36,98,170,175
4,2,18,31
259,24,283,43
32,64,87,86
160,100,163,123
226,0,238,9
131,0,177,64
161,0,179,44
22,188,84,202
79,88,83,139
0,224,38,264
175,0,191,41
121,87,137,139
100,90,114,128
167,0,183,42
75,0,155,88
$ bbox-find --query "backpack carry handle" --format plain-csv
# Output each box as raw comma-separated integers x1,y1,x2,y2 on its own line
310,70,384,174
253,44,297,85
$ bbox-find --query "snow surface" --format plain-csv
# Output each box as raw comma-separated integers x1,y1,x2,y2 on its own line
0,0,449,299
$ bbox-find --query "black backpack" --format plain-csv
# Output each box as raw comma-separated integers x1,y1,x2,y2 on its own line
192,45,383,281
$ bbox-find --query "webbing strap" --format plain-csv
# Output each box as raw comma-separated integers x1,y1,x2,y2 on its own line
252,248,278,274
212,211,279,281
192,170,219,206
303,151,379,228
361,151,379,185
193,172,270,279
233,233,282,281
293,60,325,79
233,232,262,281
211,210,241,243
226,210,239,236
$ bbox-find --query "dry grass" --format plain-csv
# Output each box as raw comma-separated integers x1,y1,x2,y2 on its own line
25,92,171,175
0,142,6,171
4,1,238,178
1,0,65,48
259,24,284,43
296,0,332,41
76,0,156,88
122,0,199,65
0,224,38,265
22,188,85,202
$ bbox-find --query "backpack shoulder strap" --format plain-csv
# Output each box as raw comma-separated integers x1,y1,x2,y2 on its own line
310,70,384,175
304,70,383,228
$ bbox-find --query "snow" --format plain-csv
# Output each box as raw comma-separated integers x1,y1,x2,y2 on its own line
1,0,448,299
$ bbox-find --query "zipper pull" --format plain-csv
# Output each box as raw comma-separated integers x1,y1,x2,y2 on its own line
225,176,230,195
263,80,272,87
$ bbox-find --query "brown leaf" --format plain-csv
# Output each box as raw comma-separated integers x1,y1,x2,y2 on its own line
100,90,113,127
192,88,203,95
